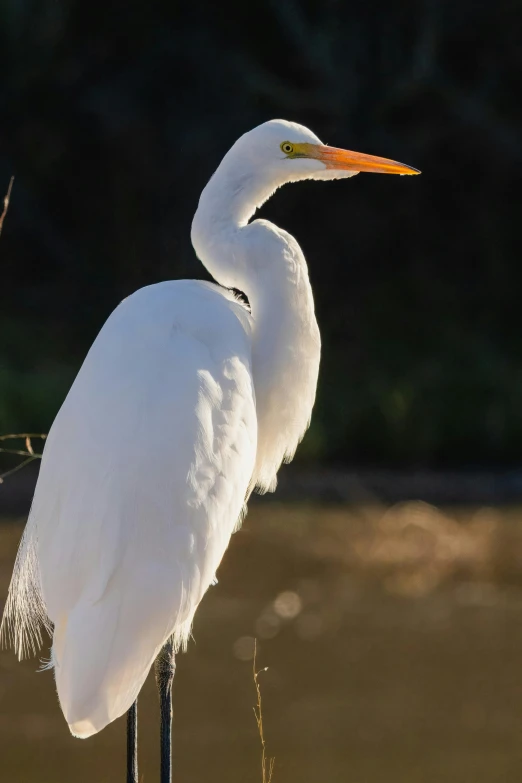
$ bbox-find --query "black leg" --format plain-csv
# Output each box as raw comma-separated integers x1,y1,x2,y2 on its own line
155,637,176,783
126,698,138,783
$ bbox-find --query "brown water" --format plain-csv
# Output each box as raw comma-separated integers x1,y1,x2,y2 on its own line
2,501,522,782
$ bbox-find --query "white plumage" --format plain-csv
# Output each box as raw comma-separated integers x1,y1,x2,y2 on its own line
1,119,418,739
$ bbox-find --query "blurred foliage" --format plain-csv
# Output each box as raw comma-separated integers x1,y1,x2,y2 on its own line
0,0,520,466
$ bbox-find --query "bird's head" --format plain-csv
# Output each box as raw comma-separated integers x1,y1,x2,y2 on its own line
193,118,420,240
192,119,419,288
227,119,420,189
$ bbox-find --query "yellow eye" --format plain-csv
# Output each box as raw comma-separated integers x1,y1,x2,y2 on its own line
280,142,294,155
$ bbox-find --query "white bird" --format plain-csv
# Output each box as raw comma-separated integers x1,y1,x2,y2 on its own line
1,119,418,782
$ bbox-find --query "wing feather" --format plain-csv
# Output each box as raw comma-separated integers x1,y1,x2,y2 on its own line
1,280,256,737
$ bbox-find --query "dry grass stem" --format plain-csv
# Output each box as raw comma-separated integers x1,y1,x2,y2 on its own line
253,640,275,783
0,176,14,237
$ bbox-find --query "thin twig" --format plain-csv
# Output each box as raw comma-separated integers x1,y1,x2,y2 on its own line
0,433,46,456
0,433,47,442
0,456,38,484
0,448,44,458
0,434,46,482
0,176,14,237
253,640,275,783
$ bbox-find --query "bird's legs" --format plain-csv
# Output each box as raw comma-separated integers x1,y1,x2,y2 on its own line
155,637,176,783
126,698,138,783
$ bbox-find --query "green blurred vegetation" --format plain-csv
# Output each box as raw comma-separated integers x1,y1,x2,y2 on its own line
0,0,520,466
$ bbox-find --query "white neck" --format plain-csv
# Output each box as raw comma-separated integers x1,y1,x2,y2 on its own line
191,165,321,492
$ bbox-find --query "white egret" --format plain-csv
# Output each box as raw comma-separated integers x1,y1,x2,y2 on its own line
1,119,418,782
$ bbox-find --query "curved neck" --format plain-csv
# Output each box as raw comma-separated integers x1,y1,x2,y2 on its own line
194,159,278,230
191,169,313,315
191,170,321,493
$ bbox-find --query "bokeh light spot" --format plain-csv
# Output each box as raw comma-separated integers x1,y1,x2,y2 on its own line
273,591,302,619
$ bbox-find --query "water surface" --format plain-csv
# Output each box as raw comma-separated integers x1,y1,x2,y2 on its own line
1,501,522,782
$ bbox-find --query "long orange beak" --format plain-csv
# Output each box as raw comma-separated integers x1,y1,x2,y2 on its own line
302,143,420,175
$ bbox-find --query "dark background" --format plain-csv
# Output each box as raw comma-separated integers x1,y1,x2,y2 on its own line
1,0,521,468
2,6,522,781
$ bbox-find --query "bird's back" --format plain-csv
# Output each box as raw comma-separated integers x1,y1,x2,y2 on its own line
2,279,257,737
